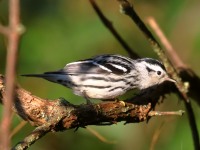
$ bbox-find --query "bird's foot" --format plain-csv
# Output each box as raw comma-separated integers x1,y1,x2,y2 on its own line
83,91,93,105
115,98,126,107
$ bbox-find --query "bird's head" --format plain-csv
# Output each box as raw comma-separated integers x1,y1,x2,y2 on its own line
135,58,176,89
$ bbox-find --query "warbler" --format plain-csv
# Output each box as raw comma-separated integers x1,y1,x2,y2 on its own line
22,54,175,100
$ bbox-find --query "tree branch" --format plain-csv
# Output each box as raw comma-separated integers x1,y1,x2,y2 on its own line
146,17,200,149
147,17,200,106
118,0,189,103
117,1,200,149
0,75,184,150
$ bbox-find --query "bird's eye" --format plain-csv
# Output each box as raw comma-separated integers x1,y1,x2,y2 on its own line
157,71,161,75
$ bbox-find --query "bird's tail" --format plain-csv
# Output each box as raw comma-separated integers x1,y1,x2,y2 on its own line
21,74,50,78
21,72,69,85
21,72,62,83
21,70,63,78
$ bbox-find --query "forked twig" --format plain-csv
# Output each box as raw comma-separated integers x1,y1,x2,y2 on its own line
147,17,200,149
117,0,199,149
118,0,189,103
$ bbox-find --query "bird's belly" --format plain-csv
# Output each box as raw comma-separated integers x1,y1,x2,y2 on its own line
72,86,126,99
69,74,129,99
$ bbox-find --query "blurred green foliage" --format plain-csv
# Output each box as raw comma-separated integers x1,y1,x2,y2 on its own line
0,0,200,150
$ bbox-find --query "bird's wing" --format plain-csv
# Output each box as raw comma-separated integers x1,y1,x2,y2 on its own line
46,55,133,75
46,60,112,75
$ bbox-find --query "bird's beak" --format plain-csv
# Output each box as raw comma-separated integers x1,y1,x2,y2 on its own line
165,77,176,83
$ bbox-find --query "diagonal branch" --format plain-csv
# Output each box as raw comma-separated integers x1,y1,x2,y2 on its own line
147,17,200,149
12,124,51,150
147,17,186,69
118,0,189,103
147,17,200,106
89,0,139,59
117,0,199,149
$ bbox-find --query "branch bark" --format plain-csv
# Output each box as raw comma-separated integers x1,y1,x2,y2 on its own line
0,75,184,150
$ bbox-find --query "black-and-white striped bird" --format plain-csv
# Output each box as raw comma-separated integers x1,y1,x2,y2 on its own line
22,54,175,100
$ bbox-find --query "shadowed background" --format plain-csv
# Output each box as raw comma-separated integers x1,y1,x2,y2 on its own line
0,0,200,150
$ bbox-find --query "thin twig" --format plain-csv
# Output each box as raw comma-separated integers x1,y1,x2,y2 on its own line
0,0,21,149
89,0,139,59
147,18,200,106
150,122,164,150
147,17,186,69
10,121,27,139
12,125,51,150
86,127,116,144
147,17,200,149
148,110,185,116
117,1,200,149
